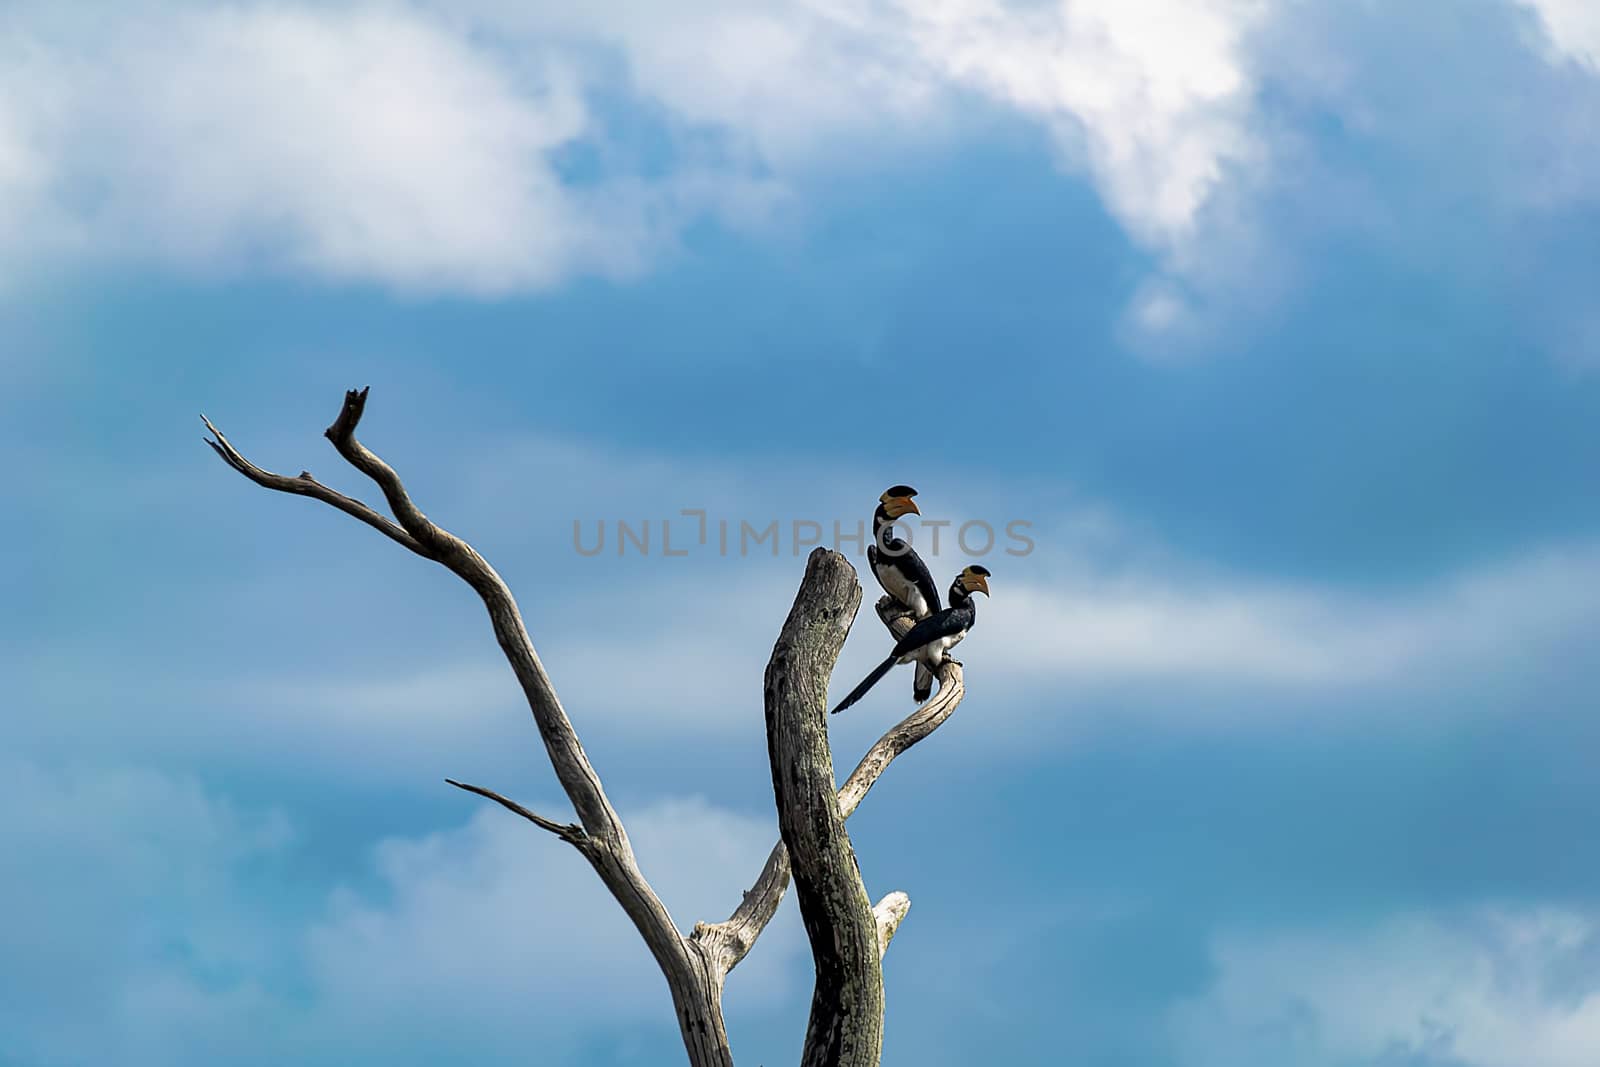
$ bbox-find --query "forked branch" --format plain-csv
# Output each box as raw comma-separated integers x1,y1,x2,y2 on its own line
698,596,965,976
204,389,734,1067
201,412,425,556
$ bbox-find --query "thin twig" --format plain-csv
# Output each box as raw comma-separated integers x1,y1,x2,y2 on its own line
200,412,427,557
445,778,588,848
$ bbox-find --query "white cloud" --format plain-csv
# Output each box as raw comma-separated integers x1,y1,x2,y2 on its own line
0,96,45,240
428,0,1274,350
274,538,1597,743
0,756,802,1062
0,0,1270,298
215,597,777,749
304,799,793,1017
0,3,769,292
304,795,801,1054
1520,0,1600,68
447,0,942,164
0,25,67,260
1174,909,1600,1067
237,661,520,742
118,7,591,289
982,544,1600,695
897,0,1265,247
4,0,1598,355
455,0,1269,259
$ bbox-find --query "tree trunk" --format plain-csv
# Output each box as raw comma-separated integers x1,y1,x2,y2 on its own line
670,942,734,1067
764,548,886,1067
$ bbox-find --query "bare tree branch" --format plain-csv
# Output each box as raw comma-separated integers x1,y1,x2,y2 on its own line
320,386,452,558
444,778,588,848
201,413,427,557
700,596,964,976
871,892,911,958
204,390,734,1067
762,547,883,1067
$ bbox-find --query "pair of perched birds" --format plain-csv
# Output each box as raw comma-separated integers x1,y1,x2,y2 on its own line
831,485,992,715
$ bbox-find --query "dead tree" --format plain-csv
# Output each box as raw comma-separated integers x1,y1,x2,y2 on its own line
202,388,967,1067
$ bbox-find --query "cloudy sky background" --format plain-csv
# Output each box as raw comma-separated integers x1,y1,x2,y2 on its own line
4,1,1600,1064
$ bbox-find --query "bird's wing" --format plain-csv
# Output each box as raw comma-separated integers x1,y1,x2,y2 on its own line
892,609,968,657
904,548,941,614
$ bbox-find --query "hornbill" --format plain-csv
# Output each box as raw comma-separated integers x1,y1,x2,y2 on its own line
831,565,991,715
866,485,943,702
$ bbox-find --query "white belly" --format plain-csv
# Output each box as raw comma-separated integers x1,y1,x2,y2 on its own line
905,630,964,668
875,562,931,618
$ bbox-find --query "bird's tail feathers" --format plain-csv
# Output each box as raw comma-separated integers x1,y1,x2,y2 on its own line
913,662,933,703
831,655,897,714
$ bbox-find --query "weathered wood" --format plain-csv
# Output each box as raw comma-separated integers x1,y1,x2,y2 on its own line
763,548,885,1067
701,596,963,978
444,778,588,846
871,892,911,958
205,389,733,1067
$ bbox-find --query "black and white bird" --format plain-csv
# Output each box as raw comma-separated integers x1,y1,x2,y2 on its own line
831,565,991,715
866,485,943,702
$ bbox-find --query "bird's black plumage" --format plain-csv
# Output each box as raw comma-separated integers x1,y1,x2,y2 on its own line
867,539,941,618
866,486,941,701
831,566,989,714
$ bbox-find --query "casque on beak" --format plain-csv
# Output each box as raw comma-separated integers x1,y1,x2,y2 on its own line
887,495,920,519
961,567,991,596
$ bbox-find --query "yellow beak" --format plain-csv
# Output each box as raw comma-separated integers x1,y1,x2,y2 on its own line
965,573,990,596
888,496,920,519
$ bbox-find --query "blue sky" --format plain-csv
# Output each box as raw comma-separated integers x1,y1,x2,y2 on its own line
4,1,1600,1064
